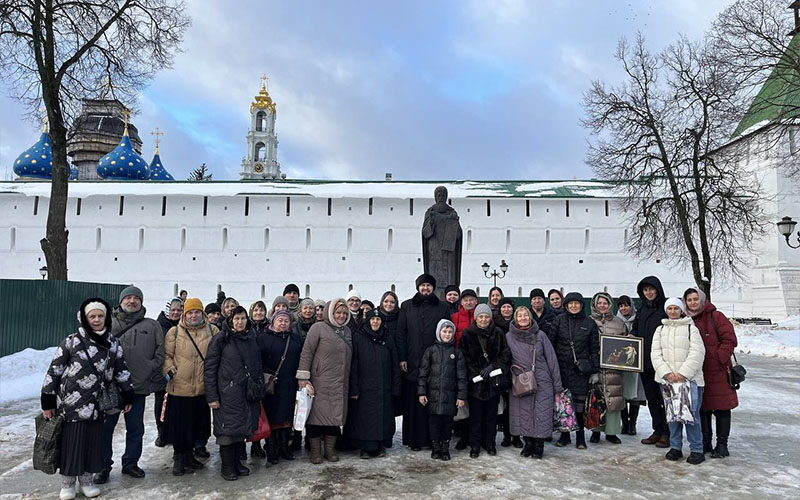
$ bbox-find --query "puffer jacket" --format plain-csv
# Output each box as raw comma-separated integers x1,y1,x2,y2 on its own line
417,335,468,416
547,293,600,400
460,321,511,401
651,317,706,386
690,301,738,410
163,312,218,397
450,304,475,347
111,306,165,394
590,293,626,412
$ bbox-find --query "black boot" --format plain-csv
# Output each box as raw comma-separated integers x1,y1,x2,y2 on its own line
172,452,185,476
711,411,731,458
290,430,303,452
590,431,601,443
265,435,279,466
575,413,586,449
555,432,571,447
277,429,296,460
532,438,544,459
219,445,238,481
455,436,468,450
627,403,640,435
251,440,266,458
441,441,451,461
184,451,205,470
234,442,250,476
621,406,629,431
431,441,442,459
700,410,714,453
520,437,534,457
512,436,523,448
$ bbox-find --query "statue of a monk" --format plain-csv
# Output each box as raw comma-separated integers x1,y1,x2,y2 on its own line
422,186,463,298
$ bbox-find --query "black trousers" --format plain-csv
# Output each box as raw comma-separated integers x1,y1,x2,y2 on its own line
306,425,341,439
468,394,500,449
153,390,166,433
641,371,669,437
428,415,454,443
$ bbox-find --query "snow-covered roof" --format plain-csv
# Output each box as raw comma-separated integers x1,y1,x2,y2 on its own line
0,179,621,199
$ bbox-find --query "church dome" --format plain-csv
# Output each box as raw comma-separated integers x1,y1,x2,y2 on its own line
13,132,53,179
148,152,174,180
96,123,149,180
69,165,79,180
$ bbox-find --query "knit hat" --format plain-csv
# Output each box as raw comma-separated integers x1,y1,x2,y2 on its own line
84,301,107,316
283,283,300,295
271,309,292,324
498,297,515,310
314,299,326,308
415,273,436,290
272,295,290,309
184,298,203,313
664,297,686,314
361,300,375,310
119,285,143,304
460,288,477,300
529,288,545,299
365,309,382,321
435,319,456,343
474,303,492,318
345,289,361,301
204,302,221,314
300,298,315,308
444,285,460,295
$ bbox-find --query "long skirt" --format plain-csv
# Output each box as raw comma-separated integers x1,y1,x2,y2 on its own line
163,394,211,448
401,380,429,448
60,420,104,476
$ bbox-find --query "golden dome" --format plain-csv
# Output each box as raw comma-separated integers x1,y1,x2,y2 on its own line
250,75,276,114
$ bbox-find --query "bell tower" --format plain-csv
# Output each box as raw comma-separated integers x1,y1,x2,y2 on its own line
241,75,281,180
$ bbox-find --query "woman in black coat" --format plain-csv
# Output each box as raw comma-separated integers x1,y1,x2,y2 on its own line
204,306,263,481
257,309,303,465
547,292,599,450
460,304,511,458
346,309,401,458
379,291,403,417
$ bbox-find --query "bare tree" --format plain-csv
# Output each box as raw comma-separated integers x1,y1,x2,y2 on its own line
582,34,769,300
0,1,190,279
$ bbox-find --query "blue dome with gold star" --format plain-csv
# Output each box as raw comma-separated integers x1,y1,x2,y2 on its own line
148,152,174,180
97,126,149,180
13,132,53,179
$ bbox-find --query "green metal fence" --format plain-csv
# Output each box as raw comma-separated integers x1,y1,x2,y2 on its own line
0,279,128,357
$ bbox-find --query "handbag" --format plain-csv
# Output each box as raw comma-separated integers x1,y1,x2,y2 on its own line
232,336,267,403
568,324,593,375
247,405,272,442
33,414,63,475
553,389,579,432
584,385,607,430
510,343,537,397
77,337,122,415
710,313,746,390
264,335,291,396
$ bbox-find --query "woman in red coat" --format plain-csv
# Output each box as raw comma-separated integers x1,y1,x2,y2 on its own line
683,288,738,459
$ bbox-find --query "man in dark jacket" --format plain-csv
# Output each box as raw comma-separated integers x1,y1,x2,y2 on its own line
530,288,556,334
96,286,165,483
396,274,451,451
633,276,670,448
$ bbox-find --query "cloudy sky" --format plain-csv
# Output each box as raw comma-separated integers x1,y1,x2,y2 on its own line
0,0,733,181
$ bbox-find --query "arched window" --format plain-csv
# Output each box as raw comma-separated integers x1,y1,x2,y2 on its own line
254,142,266,161
255,111,267,131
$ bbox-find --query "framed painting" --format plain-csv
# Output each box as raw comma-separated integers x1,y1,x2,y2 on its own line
599,335,643,373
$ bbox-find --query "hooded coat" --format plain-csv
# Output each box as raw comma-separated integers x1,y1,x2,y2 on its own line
111,305,165,395
651,317,706,386
686,296,738,410
506,321,562,438
296,299,353,427
204,321,263,439
460,321,512,401
632,276,668,373
417,321,468,416
346,317,401,444
396,292,451,381
41,298,135,422
590,293,626,412
163,311,218,397
548,293,600,400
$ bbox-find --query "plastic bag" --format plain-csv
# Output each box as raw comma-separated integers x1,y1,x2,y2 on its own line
33,414,62,475
662,381,694,424
293,387,314,431
553,389,579,432
454,400,469,421
247,405,271,442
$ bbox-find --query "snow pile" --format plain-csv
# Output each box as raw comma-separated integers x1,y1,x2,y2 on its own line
0,347,56,404
735,324,800,360
774,315,799,329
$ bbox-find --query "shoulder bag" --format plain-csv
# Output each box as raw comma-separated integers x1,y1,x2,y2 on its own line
568,322,593,375
264,335,291,396
477,335,511,391
510,342,537,397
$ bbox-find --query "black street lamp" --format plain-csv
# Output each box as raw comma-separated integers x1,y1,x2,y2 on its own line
39,266,48,279
482,259,509,288
777,216,800,249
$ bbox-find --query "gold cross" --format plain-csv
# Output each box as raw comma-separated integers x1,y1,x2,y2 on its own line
39,106,48,132
151,127,164,150
122,107,130,135
261,74,268,88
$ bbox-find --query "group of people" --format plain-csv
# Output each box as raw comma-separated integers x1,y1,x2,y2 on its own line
40,275,740,499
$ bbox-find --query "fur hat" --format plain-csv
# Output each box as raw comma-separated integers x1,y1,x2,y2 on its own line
415,274,436,290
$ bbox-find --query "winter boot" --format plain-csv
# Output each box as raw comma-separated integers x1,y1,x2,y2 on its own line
605,434,622,444
219,445,238,481
59,476,77,500
441,441,451,461
251,440,266,458
455,436,468,450
627,403,640,435
532,438,545,459
520,437,534,457
431,441,442,459
184,451,205,470
575,413,587,449
512,435,523,448
234,442,250,476
687,451,706,465
278,429,296,460
711,410,731,458
290,430,303,452
309,437,323,464
555,432,571,447
665,448,683,461
700,410,714,453
265,435,279,466
501,430,512,447
172,452,185,476
323,435,339,462
641,432,660,445
655,435,671,448
77,474,100,498
590,431,601,443
621,406,629,432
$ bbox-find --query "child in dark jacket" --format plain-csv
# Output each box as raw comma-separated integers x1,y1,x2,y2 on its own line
418,319,467,460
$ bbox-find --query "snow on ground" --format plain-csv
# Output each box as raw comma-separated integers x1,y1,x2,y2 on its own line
0,354,799,499
0,347,55,404
735,324,800,361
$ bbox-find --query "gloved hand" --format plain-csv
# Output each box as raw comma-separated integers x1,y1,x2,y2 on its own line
589,373,600,384
479,365,494,379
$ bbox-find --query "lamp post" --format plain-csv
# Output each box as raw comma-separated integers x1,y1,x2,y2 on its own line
481,259,509,288
777,216,800,249
39,266,47,279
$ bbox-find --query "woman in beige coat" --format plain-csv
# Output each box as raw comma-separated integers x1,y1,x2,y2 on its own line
296,299,353,464
162,298,218,475
589,292,627,444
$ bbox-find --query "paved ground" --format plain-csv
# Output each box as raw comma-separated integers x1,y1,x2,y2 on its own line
1,353,798,499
